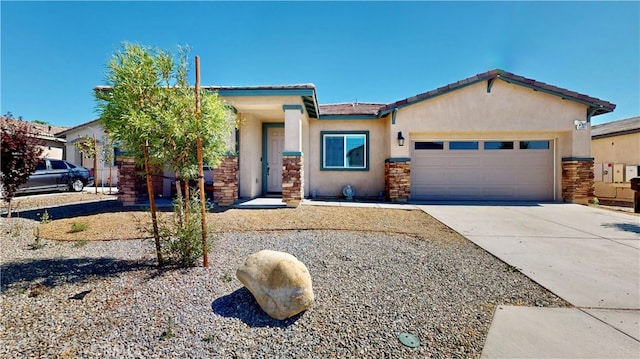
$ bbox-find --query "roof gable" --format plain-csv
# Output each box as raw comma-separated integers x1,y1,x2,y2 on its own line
378,69,615,118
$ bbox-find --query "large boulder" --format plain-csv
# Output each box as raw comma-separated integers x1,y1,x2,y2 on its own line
236,250,314,320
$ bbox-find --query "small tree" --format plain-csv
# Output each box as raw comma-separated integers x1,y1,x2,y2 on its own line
1,114,44,217
73,134,99,194
95,43,235,266
101,134,116,194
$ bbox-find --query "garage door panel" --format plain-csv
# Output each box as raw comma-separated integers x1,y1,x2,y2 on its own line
411,140,553,201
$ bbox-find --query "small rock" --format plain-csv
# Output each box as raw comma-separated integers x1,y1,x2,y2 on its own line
236,250,314,320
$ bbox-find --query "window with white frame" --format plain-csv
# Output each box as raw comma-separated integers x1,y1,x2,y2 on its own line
321,131,369,170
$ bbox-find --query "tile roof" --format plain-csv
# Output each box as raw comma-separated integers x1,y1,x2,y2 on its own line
96,84,320,118
56,118,101,137
379,69,616,117
591,116,640,138
203,84,316,91
0,116,68,140
93,70,616,118
319,102,384,116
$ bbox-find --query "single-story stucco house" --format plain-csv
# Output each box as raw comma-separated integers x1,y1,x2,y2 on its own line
0,116,67,160
106,69,615,206
57,119,119,187
591,116,640,206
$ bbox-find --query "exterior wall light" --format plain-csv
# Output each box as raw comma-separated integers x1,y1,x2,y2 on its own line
397,131,405,146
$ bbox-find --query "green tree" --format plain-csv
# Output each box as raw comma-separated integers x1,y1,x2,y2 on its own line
95,43,235,266
73,134,98,194
1,114,44,218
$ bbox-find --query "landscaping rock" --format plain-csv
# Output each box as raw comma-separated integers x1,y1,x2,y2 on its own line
236,250,314,320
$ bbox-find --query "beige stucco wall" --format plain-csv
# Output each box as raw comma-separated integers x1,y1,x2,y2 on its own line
40,138,65,160
592,133,640,165
64,123,118,186
238,114,265,198
307,119,388,198
592,132,640,203
389,79,592,201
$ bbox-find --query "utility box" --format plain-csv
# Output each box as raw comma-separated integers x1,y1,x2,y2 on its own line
613,164,625,183
597,163,613,183
594,163,603,182
626,165,639,182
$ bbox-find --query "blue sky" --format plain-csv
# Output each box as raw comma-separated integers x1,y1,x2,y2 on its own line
1,1,638,127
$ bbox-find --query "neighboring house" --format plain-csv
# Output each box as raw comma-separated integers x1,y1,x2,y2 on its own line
57,119,119,187
591,116,640,206
0,116,68,159
100,69,615,206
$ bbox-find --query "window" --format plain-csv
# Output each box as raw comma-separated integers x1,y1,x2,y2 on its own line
113,147,127,166
450,141,479,150
520,140,549,150
415,141,444,150
484,141,514,150
50,160,68,170
321,131,368,170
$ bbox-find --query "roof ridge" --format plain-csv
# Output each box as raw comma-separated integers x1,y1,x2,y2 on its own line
319,102,385,106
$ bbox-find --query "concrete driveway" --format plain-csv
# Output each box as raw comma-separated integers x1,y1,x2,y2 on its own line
418,202,640,358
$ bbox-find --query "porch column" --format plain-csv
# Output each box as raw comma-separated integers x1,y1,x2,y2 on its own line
385,158,411,202
562,157,594,204
213,155,238,206
282,105,304,207
116,157,138,206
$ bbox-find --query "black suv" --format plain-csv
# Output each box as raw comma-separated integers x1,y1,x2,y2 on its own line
15,159,95,195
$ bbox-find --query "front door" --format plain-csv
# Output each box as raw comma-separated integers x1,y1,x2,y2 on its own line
266,127,284,193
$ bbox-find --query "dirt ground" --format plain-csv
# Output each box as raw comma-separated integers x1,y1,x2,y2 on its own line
6,193,455,241
11,192,635,242
37,205,455,242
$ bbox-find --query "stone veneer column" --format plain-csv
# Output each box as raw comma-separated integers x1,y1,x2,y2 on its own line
385,158,411,202
562,157,594,204
282,153,303,207
116,157,138,206
213,155,238,206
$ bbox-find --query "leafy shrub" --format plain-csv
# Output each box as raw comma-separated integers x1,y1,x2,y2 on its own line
155,189,214,267
70,221,88,233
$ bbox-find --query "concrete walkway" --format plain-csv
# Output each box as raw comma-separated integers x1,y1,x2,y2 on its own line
417,202,640,358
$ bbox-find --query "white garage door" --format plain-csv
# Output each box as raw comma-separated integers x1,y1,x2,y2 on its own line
411,140,553,201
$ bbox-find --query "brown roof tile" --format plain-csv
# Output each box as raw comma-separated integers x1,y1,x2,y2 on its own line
592,116,640,138
318,102,384,116
0,116,68,139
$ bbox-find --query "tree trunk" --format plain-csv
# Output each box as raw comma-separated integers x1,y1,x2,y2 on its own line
93,134,98,195
174,171,184,228
6,200,12,219
108,163,113,195
143,142,163,266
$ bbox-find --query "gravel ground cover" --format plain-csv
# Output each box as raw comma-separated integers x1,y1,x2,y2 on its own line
1,197,568,358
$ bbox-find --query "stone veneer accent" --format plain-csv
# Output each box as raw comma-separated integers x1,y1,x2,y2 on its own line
282,155,303,207
562,157,594,204
117,157,137,206
213,155,239,207
116,157,163,206
385,158,411,202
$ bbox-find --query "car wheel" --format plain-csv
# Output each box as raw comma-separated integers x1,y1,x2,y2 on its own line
71,178,84,192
